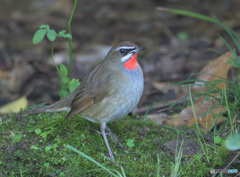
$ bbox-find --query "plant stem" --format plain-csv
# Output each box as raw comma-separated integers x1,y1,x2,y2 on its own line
67,0,78,79
68,39,73,79
224,84,234,132
51,42,60,75
189,86,200,131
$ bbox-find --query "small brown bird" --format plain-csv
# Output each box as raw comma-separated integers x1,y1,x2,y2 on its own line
35,41,145,161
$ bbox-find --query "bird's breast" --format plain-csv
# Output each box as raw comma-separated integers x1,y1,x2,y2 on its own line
81,66,144,123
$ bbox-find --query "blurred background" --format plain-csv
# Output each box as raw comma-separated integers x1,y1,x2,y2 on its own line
0,0,239,113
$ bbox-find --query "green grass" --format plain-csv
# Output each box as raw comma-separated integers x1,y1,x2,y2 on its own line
0,111,231,176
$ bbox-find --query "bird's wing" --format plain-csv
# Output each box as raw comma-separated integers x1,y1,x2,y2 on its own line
66,64,110,119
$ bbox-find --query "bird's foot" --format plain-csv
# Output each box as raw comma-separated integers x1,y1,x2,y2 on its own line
106,126,125,149
97,127,125,149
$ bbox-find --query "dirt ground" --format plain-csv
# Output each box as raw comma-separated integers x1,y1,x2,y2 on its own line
1,0,240,110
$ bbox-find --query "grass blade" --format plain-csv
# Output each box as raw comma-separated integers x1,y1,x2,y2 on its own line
65,145,119,177
157,7,217,23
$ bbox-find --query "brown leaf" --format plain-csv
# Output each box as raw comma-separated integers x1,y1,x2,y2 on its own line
147,113,171,125
152,81,170,93
193,51,234,103
163,52,233,131
163,103,226,132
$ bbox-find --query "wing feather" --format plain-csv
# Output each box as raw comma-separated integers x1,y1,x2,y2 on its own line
66,64,110,119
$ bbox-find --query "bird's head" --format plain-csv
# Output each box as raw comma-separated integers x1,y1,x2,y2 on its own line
105,41,146,70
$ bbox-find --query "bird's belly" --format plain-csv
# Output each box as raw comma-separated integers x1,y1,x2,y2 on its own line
81,81,143,123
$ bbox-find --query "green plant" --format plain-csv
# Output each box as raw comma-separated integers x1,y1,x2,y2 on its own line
32,0,79,98
35,128,53,140
65,145,126,177
10,133,22,143
171,138,184,177
156,153,160,177
126,139,135,148
59,64,80,98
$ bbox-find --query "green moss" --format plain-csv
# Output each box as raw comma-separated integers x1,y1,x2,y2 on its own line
0,112,232,176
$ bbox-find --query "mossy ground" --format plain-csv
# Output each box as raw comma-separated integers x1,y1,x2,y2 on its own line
0,111,234,176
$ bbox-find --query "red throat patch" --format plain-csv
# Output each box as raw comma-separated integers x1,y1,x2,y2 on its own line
123,52,139,70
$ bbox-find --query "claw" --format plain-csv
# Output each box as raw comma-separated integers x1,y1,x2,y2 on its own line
106,126,125,149
97,126,125,149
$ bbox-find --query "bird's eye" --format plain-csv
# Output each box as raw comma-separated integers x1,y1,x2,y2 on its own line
120,49,126,54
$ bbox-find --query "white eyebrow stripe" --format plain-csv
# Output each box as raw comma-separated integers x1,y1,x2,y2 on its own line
115,46,136,51
121,53,133,62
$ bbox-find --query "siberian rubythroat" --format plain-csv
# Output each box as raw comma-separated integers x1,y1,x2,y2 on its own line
35,41,146,161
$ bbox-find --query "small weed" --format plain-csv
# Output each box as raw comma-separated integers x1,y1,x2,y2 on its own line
126,139,135,148
10,133,22,143
32,0,79,98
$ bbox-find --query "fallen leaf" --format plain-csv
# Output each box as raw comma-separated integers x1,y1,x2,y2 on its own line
152,81,170,94
163,103,226,132
193,51,233,103
0,96,28,114
163,52,233,131
147,113,171,125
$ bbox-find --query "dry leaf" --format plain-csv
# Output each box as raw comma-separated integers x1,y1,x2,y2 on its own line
163,103,226,132
163,52,233,131
0,96,28,114
193,51,233,102
152,81,170,94
147,113,171,125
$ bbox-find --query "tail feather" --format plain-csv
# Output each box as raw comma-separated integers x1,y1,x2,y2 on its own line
28,101,70,115
29,94,75,115
30,84,80,115
38,101,71,113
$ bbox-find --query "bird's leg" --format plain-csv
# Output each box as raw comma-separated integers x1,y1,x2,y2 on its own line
97,126,125,149
106,126,125,149
100,123,115,162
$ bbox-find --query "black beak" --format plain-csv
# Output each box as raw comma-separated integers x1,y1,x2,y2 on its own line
131,46,146,54
138,46,146,51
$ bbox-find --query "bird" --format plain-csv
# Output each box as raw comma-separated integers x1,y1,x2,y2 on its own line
34,41,146,161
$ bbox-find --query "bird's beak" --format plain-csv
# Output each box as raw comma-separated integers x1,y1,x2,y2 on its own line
131,46,146,54
138,46,146,51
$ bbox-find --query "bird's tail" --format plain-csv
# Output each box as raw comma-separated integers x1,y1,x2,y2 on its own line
29,86,80,115
29,99,71,115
